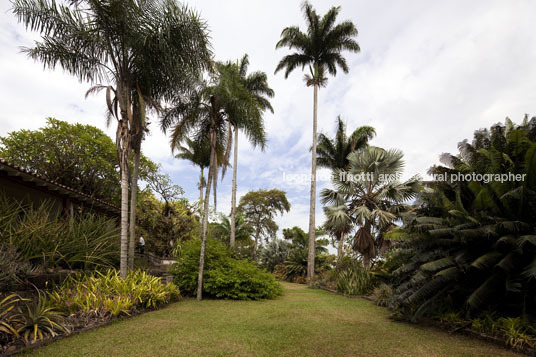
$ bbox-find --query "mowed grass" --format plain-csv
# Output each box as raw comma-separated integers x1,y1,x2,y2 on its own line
25,283,519,357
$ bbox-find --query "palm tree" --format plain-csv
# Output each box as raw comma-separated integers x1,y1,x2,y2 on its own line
225,55,274,249
321,146,421,268
212,213,253,245
317,117,375,170
175,137,225,204
275,2,360,279
323,204,352,261
13,0,212,278
317,117,375,259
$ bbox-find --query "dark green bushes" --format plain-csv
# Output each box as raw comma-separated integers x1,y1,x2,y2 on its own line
390,117,536,323
171,239,282,300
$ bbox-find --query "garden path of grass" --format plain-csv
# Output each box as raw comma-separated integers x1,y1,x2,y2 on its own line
25,282,519,356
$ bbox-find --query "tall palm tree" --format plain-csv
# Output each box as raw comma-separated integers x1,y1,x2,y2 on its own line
321,146,421,268
224,55,274,249
13,0,212,278
318,117,375,259
275,2,360,279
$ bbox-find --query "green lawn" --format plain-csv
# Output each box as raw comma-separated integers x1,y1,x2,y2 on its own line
25,283,518,357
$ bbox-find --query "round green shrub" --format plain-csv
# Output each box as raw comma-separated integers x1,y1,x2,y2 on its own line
171,239,283,300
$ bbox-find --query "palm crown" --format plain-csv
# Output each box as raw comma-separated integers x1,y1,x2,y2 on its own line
275,1,360,84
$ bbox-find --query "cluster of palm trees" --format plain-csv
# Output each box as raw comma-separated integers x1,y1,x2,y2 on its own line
161,55,274,299
13,0,386,294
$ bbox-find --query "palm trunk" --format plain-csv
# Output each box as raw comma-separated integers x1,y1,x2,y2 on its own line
199,167,204,236
128,150,140,271
230,126,238,248
337,232,345,261
198,130,216,301
119,151,129,279
307,82,318,280
252,229,260,261
199,167,204,202
363,253,371,270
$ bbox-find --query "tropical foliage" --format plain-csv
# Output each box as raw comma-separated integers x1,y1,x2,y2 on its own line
223,54,273,249
49,270,180,319
171,239,282,300
210,213,254,259
0,191,119,270
273,226,334,283
390,117,536,323
0,293,66,346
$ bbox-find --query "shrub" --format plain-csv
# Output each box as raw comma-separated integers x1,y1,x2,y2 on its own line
371,284,393,307
48,269,180,319
171,239,283,300
336,260,376,296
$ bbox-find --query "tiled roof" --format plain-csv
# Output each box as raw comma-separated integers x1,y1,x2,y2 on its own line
0,157,120,214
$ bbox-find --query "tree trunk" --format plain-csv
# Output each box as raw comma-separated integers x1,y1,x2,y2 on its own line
252,229,260,261
128,150,140,271
307,83,319,280
337,232,345,261
197,130,216,301
119,148,129,279
199,167,204,203
230,126,238,248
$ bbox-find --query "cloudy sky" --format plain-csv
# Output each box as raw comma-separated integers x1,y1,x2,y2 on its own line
1,0,536,239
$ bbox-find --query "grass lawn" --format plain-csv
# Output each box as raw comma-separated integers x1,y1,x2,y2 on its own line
25,283,519,357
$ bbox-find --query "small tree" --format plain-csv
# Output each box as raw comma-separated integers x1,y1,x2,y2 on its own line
238,189,290,260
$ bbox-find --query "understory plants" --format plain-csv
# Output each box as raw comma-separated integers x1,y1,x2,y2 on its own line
48,269,180,320
0,292,67,347
0,244,37,291
0,193,119,270
171,238,282,300
335,259,377,296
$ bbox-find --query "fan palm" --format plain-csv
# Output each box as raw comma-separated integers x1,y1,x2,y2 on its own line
275,1,360,278
318,117,375,258
13,0,212,278
321,146,421,268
